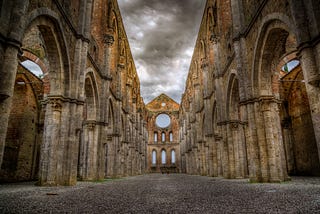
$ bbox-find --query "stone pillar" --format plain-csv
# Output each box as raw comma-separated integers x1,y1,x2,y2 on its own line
83,122,97,180
215,136,224,177
103,34,114,77
299,48,320,161
106,135,115,178
188,151,192,174
185,152,189,174
38,99,62,186
242,102,261,182
205,143,209,175
212,137,219,177
0,46,19,168
289,0,320,162
129,146,135,176
207,140,214,177
230,122,245,178
259,99,287,182
226,124,235,179
199,143,204,175
222,138,229,178
113,136,120,177
0,0,30,167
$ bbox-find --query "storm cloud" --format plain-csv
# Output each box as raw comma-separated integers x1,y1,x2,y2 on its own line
118,0,206,103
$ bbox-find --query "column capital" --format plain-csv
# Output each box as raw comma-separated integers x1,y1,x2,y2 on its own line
48,98,62,111
103,34,114,46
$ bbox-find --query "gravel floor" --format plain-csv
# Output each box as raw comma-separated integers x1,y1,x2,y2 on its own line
0,174,319,213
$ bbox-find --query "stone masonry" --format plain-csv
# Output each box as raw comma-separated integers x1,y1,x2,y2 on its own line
179,0,320,182
146,94,180,173
1,0,320,185
0,0,147,185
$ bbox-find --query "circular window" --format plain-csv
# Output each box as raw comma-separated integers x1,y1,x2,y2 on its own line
156,114,171,128
161,102,166,107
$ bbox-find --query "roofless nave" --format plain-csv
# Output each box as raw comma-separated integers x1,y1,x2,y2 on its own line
0,0,320,185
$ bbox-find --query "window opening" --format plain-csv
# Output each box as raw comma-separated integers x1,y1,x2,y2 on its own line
152,150,157,165
171,150,176,164
161,150,166,164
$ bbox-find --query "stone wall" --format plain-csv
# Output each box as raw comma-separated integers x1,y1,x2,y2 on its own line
0,0,148,185
146,94,180,173
179,0,320,182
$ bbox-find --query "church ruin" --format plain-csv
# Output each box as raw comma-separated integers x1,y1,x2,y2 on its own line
0,0,319,185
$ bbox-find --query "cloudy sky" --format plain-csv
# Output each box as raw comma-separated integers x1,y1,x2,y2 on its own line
117,0,206,104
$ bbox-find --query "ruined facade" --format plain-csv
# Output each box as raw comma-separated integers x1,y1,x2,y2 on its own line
0,0,147,185
146,94,180,173
1,0,320,186
180,0,320,182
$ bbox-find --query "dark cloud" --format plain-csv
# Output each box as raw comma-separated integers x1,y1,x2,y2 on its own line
118,0,206,103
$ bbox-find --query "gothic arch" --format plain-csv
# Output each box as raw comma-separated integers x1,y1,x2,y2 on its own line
252,14,297,97
21,50,48,74
78,71,100,180
226,72,240,120
84,85,95,118
107,99,115,132
250,16,298,182
20,10,70,96
108,10,120,78
83,70,100,120
212,101,217,133
12,10,72,185
206,7,214,40
200,40,206,60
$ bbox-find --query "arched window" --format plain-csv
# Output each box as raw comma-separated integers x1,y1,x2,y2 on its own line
152,150,157,165
21,60,44,78
171,150,176,164
169,132,173,142
281,59,300,73
161,132,165,142
154,132,158,143
161,150,166,164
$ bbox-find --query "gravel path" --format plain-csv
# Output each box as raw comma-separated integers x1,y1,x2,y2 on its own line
0,174,319,213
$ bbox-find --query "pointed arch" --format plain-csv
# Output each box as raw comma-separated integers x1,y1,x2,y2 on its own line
212,100,217,134
200,40,206,60
226,72,240,120
20,9,71,96
252,14,297,97
250,15,300,182
84,70,100,120
107,98,115,133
